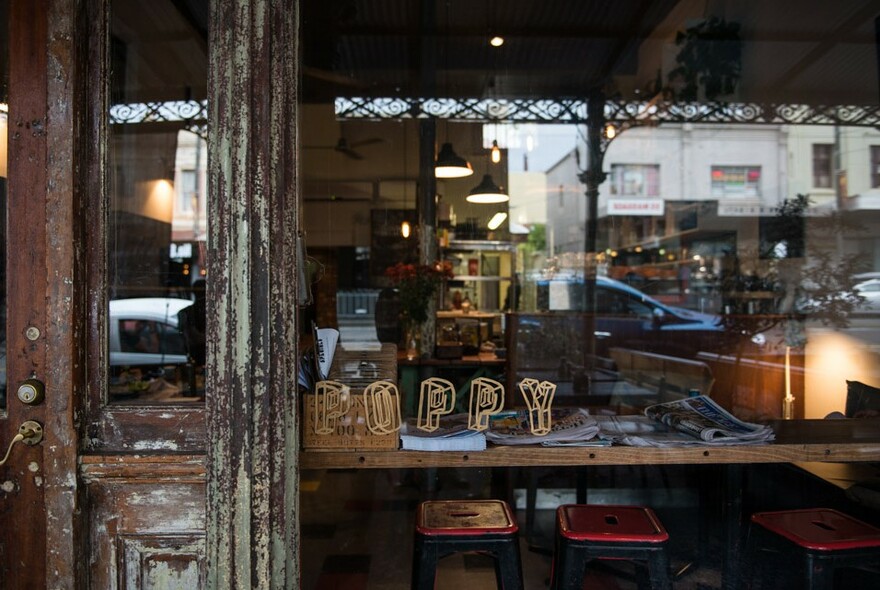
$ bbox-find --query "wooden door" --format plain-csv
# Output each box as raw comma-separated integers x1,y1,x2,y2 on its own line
1,0,302,588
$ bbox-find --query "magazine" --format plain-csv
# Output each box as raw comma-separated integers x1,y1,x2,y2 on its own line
633,395,775,446
486,408,600,446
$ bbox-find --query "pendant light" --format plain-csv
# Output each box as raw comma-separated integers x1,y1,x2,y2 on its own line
466,173,508,204
434,0,473,180
434,142,473,178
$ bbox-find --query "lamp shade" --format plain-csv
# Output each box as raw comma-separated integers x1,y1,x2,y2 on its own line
434,142,473,178
466,174,509,204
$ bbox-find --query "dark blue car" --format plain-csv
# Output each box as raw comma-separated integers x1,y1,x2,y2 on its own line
532,275,768,361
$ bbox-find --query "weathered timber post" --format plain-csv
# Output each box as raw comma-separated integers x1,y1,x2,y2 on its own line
208,1,300,588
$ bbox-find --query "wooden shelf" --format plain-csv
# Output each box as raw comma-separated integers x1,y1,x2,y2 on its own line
300,419,880,470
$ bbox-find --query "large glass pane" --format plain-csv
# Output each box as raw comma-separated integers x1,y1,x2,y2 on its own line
107,0,208,404
0,0,8,414
300,2,880,587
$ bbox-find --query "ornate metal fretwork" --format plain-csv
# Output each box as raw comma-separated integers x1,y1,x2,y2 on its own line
335,96,880,128
109,100,207,138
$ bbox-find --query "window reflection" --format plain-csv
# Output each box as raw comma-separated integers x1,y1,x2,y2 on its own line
107,0,207,404
300,0,880,424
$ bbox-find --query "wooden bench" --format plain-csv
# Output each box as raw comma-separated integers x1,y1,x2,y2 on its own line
609,347,715,409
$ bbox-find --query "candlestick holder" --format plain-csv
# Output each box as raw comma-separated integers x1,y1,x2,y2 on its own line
782,396,795,420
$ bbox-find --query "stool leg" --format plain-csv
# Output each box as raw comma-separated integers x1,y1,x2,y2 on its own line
646,548,672,590
551,542,586,590
495,539,524,590
804,553,834,590
526,471,538,543
411,537,438,590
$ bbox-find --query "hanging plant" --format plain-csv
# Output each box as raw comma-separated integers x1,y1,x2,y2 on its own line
668,17,742,101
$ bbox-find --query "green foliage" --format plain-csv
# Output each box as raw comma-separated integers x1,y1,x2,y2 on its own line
526,223,546,252
668,17,742,101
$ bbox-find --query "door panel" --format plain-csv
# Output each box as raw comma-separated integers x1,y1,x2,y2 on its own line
80,1,210,587
81,457,206,589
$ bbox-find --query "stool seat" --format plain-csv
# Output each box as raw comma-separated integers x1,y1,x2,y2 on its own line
550,504,671,590
558,504,669,543
417,500,518,536
412,499,523,590
751,508,880,551
747,508,880,589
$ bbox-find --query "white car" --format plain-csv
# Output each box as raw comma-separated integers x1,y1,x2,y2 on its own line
109,297,194,368
854,279,880,312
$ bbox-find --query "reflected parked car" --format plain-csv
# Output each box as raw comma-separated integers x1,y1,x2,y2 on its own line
853,279,880,312
109,297,194,369
534,275,769,360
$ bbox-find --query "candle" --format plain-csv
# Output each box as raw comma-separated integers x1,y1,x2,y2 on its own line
785,346,792,401
783,346,794,420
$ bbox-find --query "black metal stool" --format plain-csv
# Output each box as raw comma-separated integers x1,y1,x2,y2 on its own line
412,499,524,590
747,507,880,589
549,504,672,590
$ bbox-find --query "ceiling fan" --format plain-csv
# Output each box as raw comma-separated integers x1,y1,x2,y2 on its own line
304,136,383,160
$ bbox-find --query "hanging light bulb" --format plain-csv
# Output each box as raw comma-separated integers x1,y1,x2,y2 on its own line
401,219,412,238
604,123,617,140
490,139,501,164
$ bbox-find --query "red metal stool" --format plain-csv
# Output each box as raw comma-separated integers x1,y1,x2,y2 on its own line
412,499,523,590
549,504,671,590
747,508,880,589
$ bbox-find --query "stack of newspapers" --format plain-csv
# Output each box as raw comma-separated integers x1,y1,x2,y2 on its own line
597,396,775,447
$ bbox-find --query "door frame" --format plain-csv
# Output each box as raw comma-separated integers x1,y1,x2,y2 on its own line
1,0,84,587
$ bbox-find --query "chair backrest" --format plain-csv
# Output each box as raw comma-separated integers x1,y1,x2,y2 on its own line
845,380,880,418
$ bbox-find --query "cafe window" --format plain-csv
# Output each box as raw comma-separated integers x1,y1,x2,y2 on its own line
610,164,660,197
710,165,761,197
176,169,197,214
812,143,832,188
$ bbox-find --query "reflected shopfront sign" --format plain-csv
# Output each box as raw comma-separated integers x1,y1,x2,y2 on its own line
607,198,664,216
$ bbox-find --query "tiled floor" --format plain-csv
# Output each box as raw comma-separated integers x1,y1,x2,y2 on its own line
300,465,730,589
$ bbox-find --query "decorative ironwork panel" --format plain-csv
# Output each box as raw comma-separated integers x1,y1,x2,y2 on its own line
335,96,880,128
109,100,208,137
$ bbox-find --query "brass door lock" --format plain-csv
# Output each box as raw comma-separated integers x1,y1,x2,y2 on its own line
0,421,44,467
17,378,46,405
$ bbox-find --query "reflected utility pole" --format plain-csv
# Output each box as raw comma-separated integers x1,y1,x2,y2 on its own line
577,91,608,368
418,0,438,353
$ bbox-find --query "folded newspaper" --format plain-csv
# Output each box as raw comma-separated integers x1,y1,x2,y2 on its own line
486,408,601,446
400,414,487,451
598,396,775,447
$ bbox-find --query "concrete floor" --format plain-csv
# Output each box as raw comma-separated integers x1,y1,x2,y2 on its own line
300,463,880,589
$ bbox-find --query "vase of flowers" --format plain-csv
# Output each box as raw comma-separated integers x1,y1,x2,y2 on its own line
385,261,453,359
